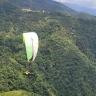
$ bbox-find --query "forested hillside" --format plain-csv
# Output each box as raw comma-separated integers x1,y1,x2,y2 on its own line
0,0,96,96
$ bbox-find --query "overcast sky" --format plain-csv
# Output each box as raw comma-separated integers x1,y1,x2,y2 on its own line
53,0,96,9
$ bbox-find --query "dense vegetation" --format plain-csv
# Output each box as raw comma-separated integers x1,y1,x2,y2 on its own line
0,0,96,96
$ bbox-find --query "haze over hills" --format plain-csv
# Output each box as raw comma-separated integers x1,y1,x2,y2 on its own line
0,0,96,96
64,2,96,16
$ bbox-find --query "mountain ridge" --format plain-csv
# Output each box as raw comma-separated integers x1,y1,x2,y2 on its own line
7,0,96,20
8,0,76,13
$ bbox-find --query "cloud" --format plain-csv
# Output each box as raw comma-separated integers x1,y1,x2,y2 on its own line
53,0,67,2
53,0,96,9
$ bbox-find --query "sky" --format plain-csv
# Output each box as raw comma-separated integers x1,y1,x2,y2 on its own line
53,0,96,9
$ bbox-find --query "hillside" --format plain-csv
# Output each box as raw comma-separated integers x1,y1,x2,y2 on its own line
0,0,19,15
0,1,96,96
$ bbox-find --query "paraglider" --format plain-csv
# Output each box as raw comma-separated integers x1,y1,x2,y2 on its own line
23,32,39,75
24,70,33,75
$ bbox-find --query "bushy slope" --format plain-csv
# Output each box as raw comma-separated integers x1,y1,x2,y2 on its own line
0,5,96,96
0,90,38,96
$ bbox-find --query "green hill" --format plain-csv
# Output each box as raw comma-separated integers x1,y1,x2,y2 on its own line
0,1,96,96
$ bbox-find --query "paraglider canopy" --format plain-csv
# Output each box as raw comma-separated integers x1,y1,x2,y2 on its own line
23,32,39,62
